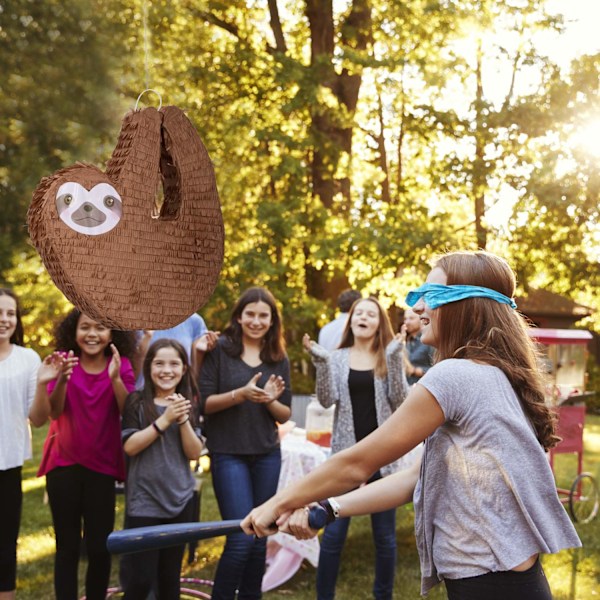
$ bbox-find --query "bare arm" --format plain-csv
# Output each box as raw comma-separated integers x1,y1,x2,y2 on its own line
241,384,444,536
178,419,204,460
43,351,79,420
108,344,130,414
281,455,422,539
192,331,220,379
134,330,153,378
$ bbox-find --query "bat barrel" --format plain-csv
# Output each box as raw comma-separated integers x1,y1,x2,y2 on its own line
107,520,241,555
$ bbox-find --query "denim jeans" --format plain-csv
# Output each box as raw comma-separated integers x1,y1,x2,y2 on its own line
210,449,281,600
316,508,397,600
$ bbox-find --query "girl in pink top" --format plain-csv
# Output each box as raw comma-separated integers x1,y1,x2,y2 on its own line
31,309,137,600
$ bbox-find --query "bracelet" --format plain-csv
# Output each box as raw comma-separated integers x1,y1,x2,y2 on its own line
328,497,341,518
179,417,190,426
231,389,236,404
152,421,165,435
318,498,340,524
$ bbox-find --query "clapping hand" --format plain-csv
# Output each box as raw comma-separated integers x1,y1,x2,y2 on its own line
38,350,78,385
108,344,122,381
243,373,272,404
264,374,285,403
164,393,192,425
302,333,315,352
194,331,220,353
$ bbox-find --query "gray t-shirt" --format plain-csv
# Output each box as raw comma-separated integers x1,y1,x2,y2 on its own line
415,359,581,594
122,403,200,518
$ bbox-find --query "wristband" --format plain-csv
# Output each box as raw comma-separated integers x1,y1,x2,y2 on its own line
328,497,341,518
318,498,340,524
152,421,165,435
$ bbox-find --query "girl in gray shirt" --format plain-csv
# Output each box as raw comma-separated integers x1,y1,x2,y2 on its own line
242,250,581,600
121,339,204,599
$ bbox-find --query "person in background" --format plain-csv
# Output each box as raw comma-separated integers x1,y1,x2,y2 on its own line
318,289,362,352
243,250,581,600
0,289,41,600
401,308,434,386
198,287,291,600
303,296,409,600
120,339,204,599
31,309,137,600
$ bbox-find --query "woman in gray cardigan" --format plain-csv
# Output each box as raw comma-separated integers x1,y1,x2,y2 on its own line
303,296,409,600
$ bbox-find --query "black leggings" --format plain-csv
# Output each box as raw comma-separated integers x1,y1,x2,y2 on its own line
120,497,196,600
444,558,553,600
46,465,116,600
0,467,22,591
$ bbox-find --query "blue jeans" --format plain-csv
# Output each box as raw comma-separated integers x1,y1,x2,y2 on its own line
316,508,397,600
210,449,281,600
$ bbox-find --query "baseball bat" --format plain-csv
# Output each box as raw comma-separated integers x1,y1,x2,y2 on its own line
107,507,328,555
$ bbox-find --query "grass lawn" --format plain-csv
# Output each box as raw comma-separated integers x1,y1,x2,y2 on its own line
17,415,600,599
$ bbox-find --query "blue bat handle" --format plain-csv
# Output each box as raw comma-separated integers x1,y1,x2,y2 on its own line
307,504,330,530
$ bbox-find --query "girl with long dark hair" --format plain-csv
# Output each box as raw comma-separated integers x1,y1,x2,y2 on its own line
199,287,291,599
120,338,204,599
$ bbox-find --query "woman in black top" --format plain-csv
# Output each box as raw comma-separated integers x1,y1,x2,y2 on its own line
302,297,409,600
199,287,291,599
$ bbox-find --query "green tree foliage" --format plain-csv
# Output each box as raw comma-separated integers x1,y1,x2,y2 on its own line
0,0,129,272
1,0,598,367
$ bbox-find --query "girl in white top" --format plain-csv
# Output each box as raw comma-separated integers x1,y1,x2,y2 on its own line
0,289,40,599
242,251,581,600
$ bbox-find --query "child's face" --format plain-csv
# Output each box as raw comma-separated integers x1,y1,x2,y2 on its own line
238,301,273,342
0,295,17,344
75,314,112,357
414,267,446,348
350,299,380,341
150,346,186,396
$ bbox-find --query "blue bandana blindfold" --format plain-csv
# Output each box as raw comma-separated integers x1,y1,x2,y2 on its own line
405,283,517,310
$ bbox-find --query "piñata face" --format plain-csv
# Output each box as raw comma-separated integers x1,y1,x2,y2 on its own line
28,106,224,330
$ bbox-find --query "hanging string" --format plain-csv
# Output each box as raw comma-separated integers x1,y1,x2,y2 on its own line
142,0,151,89
134,0,162,112
135,89,162,111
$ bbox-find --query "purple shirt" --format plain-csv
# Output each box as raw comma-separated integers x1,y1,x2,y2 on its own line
38,357,135,481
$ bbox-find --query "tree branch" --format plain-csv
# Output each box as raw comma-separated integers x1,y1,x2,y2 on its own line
267,0,287,53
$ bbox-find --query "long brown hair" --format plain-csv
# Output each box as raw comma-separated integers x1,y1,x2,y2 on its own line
433,250,558,450
339,297,394,378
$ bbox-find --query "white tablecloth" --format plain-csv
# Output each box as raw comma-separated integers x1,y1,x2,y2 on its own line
262,432,329,591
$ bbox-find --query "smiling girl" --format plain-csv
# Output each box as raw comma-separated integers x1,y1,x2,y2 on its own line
32,309,137,600
198,287,291,599
0,289,41,600
302,296,409,600
120,338,204,599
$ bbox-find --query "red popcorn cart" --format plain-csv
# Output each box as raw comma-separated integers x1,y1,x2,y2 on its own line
528,328,598,523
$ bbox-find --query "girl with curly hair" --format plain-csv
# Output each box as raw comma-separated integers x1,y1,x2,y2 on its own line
32,308,137,600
